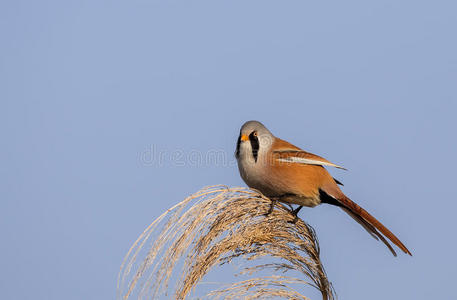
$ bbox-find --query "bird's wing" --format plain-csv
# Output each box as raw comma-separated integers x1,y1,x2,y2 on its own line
272,138,347,170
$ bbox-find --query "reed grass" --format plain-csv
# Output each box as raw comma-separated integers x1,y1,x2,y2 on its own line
117,185,334,300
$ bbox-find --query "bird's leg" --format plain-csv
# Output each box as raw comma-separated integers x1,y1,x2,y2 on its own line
288,205,303,223
292,205,303,216
265,198,277,216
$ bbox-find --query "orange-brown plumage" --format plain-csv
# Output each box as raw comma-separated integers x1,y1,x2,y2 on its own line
270,139,411,256
267,138,343,202
336,195,412,256
236,120,412,256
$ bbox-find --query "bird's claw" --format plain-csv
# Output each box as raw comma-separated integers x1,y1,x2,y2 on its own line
287,206,303,223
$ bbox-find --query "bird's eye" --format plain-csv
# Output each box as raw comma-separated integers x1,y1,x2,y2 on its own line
253,131,258,137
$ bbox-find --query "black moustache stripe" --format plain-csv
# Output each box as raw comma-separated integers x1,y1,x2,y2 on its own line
249,132,259,162
235,133,241,159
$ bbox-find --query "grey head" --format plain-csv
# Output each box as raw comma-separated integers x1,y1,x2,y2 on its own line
235,120,275,162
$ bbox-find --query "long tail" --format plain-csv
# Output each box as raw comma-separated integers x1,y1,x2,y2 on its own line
337,195,412,256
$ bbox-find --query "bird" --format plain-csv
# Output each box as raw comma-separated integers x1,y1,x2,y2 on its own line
235,120,411,256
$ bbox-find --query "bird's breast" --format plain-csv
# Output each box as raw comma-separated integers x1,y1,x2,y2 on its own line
237,154,331,207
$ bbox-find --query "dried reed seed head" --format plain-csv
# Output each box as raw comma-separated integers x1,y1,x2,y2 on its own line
117,185,335,300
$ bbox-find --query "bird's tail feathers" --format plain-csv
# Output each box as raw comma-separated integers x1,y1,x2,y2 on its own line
338,195,412,256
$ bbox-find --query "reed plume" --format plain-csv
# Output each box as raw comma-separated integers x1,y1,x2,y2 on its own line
117,185,334,300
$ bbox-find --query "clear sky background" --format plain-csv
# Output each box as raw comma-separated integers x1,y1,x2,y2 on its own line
1,0,456,299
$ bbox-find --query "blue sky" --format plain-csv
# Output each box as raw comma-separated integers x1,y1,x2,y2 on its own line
1,0,456,299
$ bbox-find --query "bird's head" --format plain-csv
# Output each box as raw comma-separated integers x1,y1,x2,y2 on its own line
235,120,275,162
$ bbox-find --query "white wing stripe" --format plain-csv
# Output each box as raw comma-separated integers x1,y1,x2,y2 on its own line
276,157,347,170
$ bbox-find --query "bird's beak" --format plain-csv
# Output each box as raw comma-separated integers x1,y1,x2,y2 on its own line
240,134,249,142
